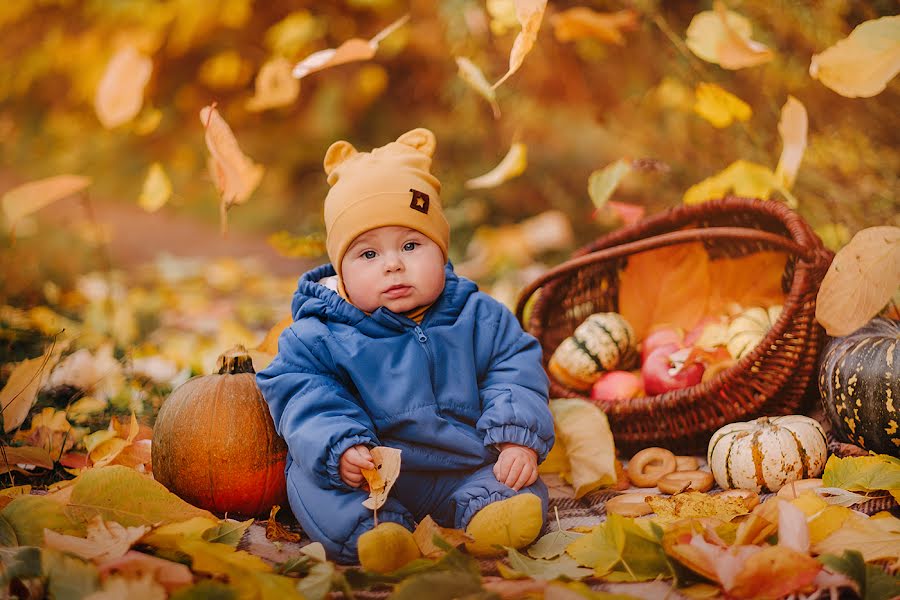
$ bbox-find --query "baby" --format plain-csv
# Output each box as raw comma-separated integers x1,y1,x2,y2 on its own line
257,128,554,563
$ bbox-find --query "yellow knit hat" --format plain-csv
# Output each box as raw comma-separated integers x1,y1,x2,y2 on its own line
323,128,450,279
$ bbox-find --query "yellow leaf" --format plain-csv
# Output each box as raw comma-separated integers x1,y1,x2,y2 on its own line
0,346,58,432
807,505,855,545
84,573,166,600
551,8,639,45
94,46,153,129
549,398,616,498
685,3,774,70
412,515,473,558
487,0,519,36
67,396,109,424
44,515,148,562
683,160,789,207
815,226,900,336
141,516,220,551
693,83,751,128
362,446,402,511
138,163,172,213
775,96,808,188
618,242,711,341
2,175,92,231
291,14,409,80
198,50,252,90
812,512,900,566
246,57,300,112
494,0,547,89
646,492,749,524
455,57,501,119
810,15,900,98
465,143,527,189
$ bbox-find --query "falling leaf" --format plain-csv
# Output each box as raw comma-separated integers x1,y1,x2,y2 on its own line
84,573,166,600
412,516,472,558
693,82,752,128
1,175,91,232
198,50,252,90
815,226,900,336
362,446,402,510
455,57,500,119
199,104,264,233
95,45,153,128
493,0,547,89
551,8,639,45
138,163,172,212
291,14,409,79
810,15,900,98
44,515,149,562
246,57,300,112
0,445,54,473
775,96,808,188
97,551,193,594
683,160,796,208
548,399,616,498
619,242,711,341
685,3,774,70
587,159,631,210
265,506,300,544
465,142,527,189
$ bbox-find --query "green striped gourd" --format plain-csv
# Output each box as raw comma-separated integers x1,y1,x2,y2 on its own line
726,305,783,360
707,415,827,493
819,317,899,456
548,312,637,391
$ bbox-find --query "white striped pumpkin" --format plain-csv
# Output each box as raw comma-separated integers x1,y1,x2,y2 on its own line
548,312,637,391
707,415,827,493
726,305,783,360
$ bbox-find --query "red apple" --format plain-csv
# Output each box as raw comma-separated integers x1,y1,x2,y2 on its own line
640,327,684,363
641,344,705,395
591,371,643,402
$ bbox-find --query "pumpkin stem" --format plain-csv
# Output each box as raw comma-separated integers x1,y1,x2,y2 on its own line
217,345,255,375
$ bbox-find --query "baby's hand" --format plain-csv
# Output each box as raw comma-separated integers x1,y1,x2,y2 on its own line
339,445,375,489
493,443,539,491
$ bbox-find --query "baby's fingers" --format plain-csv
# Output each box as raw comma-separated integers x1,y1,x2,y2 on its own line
512,463,537,491
504,459,525,489
346,446,375,469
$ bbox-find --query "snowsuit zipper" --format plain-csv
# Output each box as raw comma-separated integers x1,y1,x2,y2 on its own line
412,325,436,385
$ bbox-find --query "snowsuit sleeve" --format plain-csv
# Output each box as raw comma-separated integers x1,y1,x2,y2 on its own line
474,301,554,463
256,324,379,490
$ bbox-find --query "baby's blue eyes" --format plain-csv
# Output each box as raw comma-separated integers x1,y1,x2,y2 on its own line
362,250,377,260
402,241,419,251
360,242,419,260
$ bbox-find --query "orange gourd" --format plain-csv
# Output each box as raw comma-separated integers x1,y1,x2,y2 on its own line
152,345,288,517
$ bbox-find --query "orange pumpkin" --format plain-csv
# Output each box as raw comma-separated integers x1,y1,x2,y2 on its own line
152,345,288,517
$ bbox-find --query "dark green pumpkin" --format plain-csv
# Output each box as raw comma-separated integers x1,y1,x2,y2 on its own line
819,317,899,456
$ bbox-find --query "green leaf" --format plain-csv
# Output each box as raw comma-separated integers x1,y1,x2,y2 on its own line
296,561,335,600
41,548,99,600
503,547,593,581
170,580,240,600
819,550,900,600
388,570,484,600
1,495,82,546
588,159,631,210
822,455,900,498
0,546,41,586
0,514,18,546
202,518,254,547
604,517,672,582
64,465,216,527
528,528,584,560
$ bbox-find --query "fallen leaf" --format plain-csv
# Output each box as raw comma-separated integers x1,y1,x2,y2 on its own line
45,344,124,401
551,8,639,45
810,15,900,98
291,14,409,79
1,175,92,233
494,0,547,89
776,499,809,554
44,515,149,562
501,547,593,581
465,142,527,189
84,573,166,600
774,96,808,188
548,398,616,498
587,159,631,211
141,516,220,552
13,407,75,459
43,547,101,599
138,163,172,212
728,545,821,599
97,551,193,593
0,485,32,513
246,57,300,112
705,251,788,317
362,446,402,511
1,494,83,545
455,57,500,119
646,492,749,524
94,45,153,129
0,445,54,473
265,506,301,544
693,82,751,128
412,515,472,558
685,3,774,70
815,226,900,336
527,527,583,560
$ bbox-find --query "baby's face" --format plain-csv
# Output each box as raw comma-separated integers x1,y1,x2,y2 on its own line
341,226,445,314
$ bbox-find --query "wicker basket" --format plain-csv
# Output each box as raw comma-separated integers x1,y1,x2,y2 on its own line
516,197,835,456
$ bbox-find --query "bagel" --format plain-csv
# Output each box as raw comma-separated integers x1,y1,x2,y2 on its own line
675,456,700,471
606,493,654,517
776,478,823,500
627,447,677,487
657,470,714,494
717,488,760,510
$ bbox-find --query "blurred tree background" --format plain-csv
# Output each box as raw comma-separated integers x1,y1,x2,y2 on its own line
0,0,897,307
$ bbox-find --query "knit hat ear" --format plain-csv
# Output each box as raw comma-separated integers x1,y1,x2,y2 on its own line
324,140,358,184
395,128,436,158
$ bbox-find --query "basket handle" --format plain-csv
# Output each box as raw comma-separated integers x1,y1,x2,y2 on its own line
515,226,817,323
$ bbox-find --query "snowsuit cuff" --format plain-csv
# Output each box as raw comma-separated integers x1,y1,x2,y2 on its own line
483,425,552,463
326,434,375,490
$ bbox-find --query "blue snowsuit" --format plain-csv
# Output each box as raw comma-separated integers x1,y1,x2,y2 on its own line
257,263,555,563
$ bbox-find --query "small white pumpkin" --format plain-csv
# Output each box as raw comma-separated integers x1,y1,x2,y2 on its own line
707,415,827,493
548,312,637,391
726,305,783,360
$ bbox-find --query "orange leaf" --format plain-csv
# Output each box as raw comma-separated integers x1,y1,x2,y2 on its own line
94,46,153,129
494,0,547,89
2,175,92,232
705,251,787,317
618,242,711,341
412,515,472,558
727,545,821,599
551,8,639,45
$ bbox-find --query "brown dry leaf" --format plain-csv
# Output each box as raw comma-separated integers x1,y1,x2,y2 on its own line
465,143,527,189
456,57,501,119
0,445,54,473
13,408,75,460
551,8,638,45
44,515,149,562
2,175,92,233
774,96,808,188
647,492,749,523
727,545,822,599
685,2,773,70
1,346,59,433
291,14,408,80
199,104,264,233
618,242,711,341
815,226,900,336
809,15,900,98
98,550,193,594
494,0,547,89
265,505,301,543
89,412,146,469
706,251,787,317
94,45,153,129
412,515,473,558
362,446,402,511
246,57,299,112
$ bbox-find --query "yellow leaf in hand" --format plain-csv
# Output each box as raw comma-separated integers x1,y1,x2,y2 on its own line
138,163,171,213
810,15,900,98
494,0,547,89
686,2,773,70
44,515,148,562
774,96,808,188
94,46,153,129
2,175,91,232
465,142,527,189
246,57,300,112
552,8,638,46
456,57,501,119
362,446,402,511
693,82,751,128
